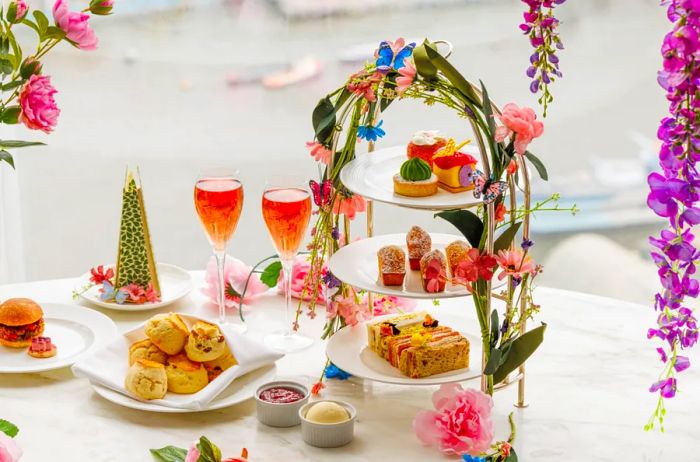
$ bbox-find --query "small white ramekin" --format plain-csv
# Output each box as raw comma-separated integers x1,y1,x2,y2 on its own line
298,400,357,448
254,380,309,427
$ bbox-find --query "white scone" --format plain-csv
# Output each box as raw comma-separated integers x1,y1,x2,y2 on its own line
165,353,209,394
124,359,168,400
129,339,167,366
184,320,226,362
144,313,189,355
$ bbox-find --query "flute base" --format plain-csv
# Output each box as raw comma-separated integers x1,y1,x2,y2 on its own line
264,331,314,353
221,320,248,334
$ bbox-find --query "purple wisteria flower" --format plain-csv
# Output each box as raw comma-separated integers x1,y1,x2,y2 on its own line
520,0,566,116
646,0,700,432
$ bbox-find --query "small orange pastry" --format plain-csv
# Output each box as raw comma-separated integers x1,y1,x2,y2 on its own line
406,226,431,271
406,130,447,168
27,336,57,359
445,240,471,276
420,250,447,293
377,245,406,286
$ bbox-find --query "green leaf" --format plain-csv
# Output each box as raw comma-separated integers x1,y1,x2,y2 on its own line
0,419,19,438
505,448,519,462
7,30,21,68
33,10,49,35
21,19,40,36
260,261,282,288
196,436,222,462
421,40,479,105
2,80,23,91
434,209,484,248
412,40,438,82
480,80,496,136
492,323,547,384
490,309,499,348
524,150,548,181
0,58,13,76
312,96,336,144
0,150,15,169
1,106,20,124
149,446,188,462
0,140,46,148
483,347,501,375
44,26,66,40
493,221,522,253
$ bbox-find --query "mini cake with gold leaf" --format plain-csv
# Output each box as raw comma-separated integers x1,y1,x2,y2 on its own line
432,139,478,193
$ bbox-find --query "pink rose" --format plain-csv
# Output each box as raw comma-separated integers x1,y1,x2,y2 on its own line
202,255,268,308
494,103,544,155
18,75,60,133
0,433,22,462
277,255,325,305
53,0,99,51
413,384,494,456
10,0,28,22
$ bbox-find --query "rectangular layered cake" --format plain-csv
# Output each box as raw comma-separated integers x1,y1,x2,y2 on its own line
366,312,470,378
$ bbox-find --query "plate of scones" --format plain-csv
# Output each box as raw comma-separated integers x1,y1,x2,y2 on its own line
73,312,282,412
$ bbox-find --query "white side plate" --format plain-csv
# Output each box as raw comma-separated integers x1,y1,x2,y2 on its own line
91,365,277,413
0,303,117,374
326,313,481,386
75,263,193,311
340,145,484,211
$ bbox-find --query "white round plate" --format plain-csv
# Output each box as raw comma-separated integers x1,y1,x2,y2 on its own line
327,313,481,386
91,365,277,413
340,145,484,210
0,303,117,374
75,263,193,311
329,233,478,299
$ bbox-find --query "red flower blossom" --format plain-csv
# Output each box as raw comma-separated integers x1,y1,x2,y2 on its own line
89,265,114,285
506,159,518,175
495,203,507,223
311,381,326,396
453,249,498,284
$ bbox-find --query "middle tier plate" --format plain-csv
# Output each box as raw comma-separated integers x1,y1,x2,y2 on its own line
329,233,470,299
340,144,484,211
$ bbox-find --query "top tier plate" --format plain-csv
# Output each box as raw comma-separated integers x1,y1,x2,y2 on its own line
340,145,484,211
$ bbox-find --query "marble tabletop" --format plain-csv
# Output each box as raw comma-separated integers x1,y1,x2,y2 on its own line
0,273,698,461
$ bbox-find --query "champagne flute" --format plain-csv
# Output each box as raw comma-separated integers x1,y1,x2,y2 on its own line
261,175,313,352
194,168,246,333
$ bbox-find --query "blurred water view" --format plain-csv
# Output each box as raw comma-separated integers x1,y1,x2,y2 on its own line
0,0,671,304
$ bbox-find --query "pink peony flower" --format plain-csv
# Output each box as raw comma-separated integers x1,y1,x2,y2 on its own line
494,103,544,155
53,0,99,51
413,384,494,456
332,194,366,220
0,433,22,462
305,141,332,164
18,75,60,133
11,0,28,21
184,442,200,462
202,255,268,308
276,255,326,305
332,295,372,327
396,59,416,95
371,295,416,317
495,249,536,281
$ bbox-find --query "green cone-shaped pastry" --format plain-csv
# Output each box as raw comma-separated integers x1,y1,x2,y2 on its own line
115,169,160,294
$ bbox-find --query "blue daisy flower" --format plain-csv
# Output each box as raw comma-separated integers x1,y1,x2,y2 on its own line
357,120,386,142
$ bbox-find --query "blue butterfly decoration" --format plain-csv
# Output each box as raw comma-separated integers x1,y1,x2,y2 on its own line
100,281,128,304
376,41,416,73
471,170,507,205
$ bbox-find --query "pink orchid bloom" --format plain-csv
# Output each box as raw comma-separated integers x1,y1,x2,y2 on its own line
494,103,544,155
396,59,416,95
305,141,332,164
413,384,494,456
202,255,268,308
495,249,536,280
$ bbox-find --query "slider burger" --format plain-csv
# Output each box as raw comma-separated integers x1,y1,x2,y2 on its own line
0,298,45,348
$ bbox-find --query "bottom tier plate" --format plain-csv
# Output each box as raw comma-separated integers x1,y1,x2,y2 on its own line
326,313,482,386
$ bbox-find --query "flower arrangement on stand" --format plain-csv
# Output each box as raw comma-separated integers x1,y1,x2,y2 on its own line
645,0,700,432
0,0,112,168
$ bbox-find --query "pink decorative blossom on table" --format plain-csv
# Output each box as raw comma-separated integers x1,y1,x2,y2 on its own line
202,255,268,307
18,75,60,133
53,0,99,51
332,194,366,220
276,255,326,305
327,295,372,327
413,384,494,456
184,442,200,462
396,59,416,95
371,294,416,317
0,433,21,462
306,141,332,164
494,103,543,155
